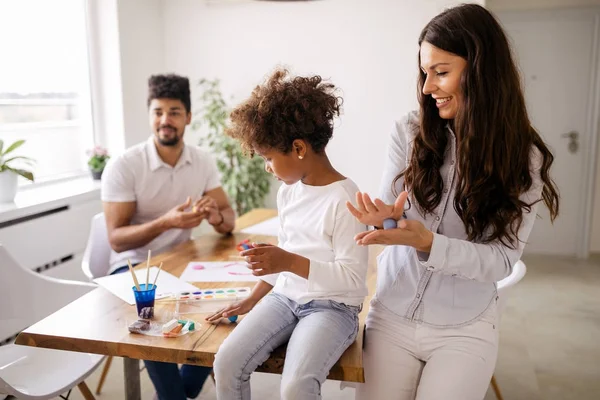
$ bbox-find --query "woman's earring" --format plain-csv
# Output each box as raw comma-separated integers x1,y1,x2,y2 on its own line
298,155,304,160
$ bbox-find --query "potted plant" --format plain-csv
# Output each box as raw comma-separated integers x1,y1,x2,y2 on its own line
193,79,271,216
0,139,34,203
87,145,110,180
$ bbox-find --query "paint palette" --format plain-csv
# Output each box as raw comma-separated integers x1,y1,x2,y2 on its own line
161,287,252,302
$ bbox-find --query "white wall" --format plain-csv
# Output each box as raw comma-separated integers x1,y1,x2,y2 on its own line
88,0,166,155
161,0,482,198
492,0,600,255
91,0,482,208
489,0,600,11
116,0,166,148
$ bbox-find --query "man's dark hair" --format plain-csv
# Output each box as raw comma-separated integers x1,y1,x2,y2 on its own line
147,74,191,113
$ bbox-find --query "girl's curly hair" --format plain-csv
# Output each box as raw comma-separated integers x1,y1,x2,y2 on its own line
226,68,342,155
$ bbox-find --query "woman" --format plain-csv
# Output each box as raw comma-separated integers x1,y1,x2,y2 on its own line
347,4,560,399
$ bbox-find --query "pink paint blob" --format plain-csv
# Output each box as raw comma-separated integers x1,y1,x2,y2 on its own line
192,264,205,270
223,262,246,268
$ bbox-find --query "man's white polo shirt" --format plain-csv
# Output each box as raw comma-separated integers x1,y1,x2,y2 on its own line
101,137,222,273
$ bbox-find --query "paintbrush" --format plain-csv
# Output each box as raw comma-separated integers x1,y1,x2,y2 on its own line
151,262,163,289
145,250,151,288
127,259,141,291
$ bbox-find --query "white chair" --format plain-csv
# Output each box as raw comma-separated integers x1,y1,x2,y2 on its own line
81,212,112,280
0,345,102,400
496,260,527,314
81,212,117,394
490,259,527,400
0,244,103,400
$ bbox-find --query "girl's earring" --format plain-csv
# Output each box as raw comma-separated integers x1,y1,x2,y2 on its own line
298,155,304,160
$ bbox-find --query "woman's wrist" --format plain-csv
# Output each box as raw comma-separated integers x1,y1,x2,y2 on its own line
416,230,434,253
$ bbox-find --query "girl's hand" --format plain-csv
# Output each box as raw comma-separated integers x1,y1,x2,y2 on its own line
354,218,434,252
241,244,307,277
347,191,409,227
205,297,258,323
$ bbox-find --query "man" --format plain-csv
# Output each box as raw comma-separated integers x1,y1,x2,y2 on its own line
102,74,235,400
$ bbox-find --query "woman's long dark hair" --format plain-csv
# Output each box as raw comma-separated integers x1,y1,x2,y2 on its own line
398,4,559,248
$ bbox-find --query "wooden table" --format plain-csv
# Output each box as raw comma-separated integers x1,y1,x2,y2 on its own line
16,209,376,400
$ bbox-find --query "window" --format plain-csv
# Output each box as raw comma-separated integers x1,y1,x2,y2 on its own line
0,0,94,184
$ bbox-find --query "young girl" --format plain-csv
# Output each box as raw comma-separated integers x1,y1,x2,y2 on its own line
206,69,368,400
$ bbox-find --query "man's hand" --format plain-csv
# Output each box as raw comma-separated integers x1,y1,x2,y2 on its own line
193,196,223,226
161,196,205,229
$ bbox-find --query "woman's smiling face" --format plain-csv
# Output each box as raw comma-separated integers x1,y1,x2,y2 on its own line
419,41,467,120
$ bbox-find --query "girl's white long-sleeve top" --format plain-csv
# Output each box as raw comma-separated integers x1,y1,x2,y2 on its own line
261,179,369,307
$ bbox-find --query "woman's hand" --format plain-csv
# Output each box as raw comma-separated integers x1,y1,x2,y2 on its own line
205,297,258,323
346,191,409,228
354,218,434,252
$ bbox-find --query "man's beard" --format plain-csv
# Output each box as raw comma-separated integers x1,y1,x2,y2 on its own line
157,135,180,146
156,126,180,146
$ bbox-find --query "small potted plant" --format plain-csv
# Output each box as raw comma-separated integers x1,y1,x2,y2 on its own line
87,145,110,180
193,79,271,216
0,139,35,203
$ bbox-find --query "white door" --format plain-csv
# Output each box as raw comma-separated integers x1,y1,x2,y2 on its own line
497,8,600,257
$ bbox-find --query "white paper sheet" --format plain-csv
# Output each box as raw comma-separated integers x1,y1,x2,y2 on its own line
240,216,279,236
93,267,199,305
179,261,259,282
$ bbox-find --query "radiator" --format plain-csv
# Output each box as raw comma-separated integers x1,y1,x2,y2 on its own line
0,198,102,282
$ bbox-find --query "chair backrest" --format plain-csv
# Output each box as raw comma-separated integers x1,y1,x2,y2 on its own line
81,212,112,279
0,245,95,342
496,260,527,315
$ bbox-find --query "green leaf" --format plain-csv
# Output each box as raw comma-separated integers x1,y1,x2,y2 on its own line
191,77,273,215
0,139,3,155
3,140,25,156
6,166,34,181
2,156,35,166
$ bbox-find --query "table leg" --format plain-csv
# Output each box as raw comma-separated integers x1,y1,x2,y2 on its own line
123,357,141,400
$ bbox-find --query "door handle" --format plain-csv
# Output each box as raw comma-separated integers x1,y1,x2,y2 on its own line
561,131,578,139
561,131,579,154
